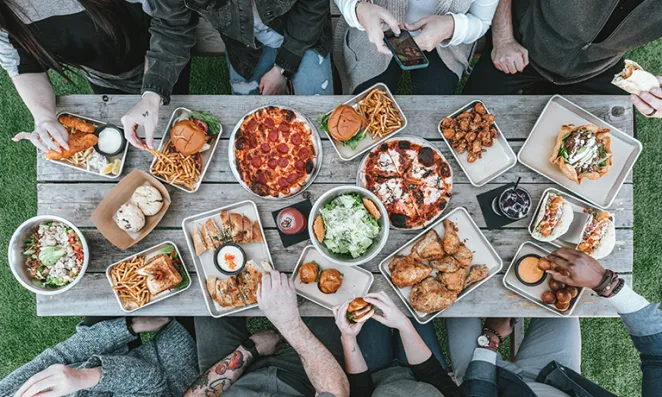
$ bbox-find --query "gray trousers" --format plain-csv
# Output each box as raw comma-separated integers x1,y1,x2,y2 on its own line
446,318,582,383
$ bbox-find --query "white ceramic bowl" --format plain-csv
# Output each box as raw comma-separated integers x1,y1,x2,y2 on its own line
8,215,89,295
309,186,389,266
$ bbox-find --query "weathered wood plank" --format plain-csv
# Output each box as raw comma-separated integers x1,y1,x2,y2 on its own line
76,228,633,274
35,273,631,317
37,182,634,229
37,140,634,184
53,95,634,142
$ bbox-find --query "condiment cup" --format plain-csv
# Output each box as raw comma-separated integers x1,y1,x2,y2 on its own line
94,124,127,157
514,253,547,287
213,242,247,276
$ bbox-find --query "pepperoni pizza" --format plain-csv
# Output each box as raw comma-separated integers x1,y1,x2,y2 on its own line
233,106,319,198
360,138,453,229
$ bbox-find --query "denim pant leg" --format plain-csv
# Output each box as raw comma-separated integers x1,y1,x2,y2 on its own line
226,47,278,95
445,317,484,383
290,50,333,95
394,321,447,368
194,317,249,373
356,319,394,373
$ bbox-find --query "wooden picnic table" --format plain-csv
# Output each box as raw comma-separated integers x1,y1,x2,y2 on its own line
36,94,634,318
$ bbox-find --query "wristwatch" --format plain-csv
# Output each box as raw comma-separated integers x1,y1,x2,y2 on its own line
241,338,260,360
477,333,499,352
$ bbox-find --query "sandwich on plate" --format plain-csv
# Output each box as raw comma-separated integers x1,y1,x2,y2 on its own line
550,124,612,184
318,104,366,150
346,297,375,323
137,253,183,295
612,60,660,95
531,193,574,242
577,210,615,259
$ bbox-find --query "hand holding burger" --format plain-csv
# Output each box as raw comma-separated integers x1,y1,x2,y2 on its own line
333,298,374,338
363,292,412,332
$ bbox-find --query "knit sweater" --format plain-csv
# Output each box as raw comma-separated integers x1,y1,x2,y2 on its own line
333,0,475,94
0,319,198,397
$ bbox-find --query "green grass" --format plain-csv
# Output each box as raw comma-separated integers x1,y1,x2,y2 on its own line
1,41,662,395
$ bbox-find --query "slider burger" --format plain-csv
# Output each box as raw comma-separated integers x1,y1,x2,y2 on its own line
577,210,615,259
346,297,375,323
612,60,660,95
531,193,574,242
171,119,208,156
320,104,366,147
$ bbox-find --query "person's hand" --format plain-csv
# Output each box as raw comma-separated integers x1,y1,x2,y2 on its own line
545,248,606,289
405,15,454,52
356,2,400,55
12,118,69,153
249,329,283,357
363,292,411,331
630,81,662,118
491,38,529,74
14,365,101,397
130,317,171,333
257,270,300,330
259,66,288,95
120,92,161,150
332,299,365,339
484,318,515,341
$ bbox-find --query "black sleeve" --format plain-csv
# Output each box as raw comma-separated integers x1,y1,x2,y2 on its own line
347,371,375,397
410,356,463,397
275,0,330,75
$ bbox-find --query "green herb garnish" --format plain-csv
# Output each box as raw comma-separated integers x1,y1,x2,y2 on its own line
190,110,220,135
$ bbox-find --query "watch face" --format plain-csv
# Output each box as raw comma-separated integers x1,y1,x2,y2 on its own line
477,335,489,347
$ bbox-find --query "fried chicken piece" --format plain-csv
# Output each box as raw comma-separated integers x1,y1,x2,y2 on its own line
442,128,456,139
454,130,466,140
465,132,477,143
389,255,432,289
473,113,482,124
439,269,466,292
459,119,470,131
410,230,444,261
58,114,96,133
456,141,467,154
463,264,489,289
453,244,473,267
443,220,460,254
481,134,494,147
456,112,472,120
483,113,496,124
410,277,458,313
472,139,483,154
467,152,476,162
45,133,98,160
440,118,455,128
430,255,461,272
474,102,487,115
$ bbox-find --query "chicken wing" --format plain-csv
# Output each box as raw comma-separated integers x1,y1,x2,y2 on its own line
410,230,444,261
410,277,457,313
389,255,432,288
453,244,473,268
443,220,460,254
439,269,466,292
429,255,461,272
463,264,489,289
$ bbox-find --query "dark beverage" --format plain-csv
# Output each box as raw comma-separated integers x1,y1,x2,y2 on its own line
493,187,532,220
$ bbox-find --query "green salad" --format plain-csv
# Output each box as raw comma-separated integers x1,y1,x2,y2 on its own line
319,194,380,258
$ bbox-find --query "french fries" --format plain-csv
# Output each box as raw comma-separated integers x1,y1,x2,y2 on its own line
110,256,150,310
357,89,403,139
149,142,201,191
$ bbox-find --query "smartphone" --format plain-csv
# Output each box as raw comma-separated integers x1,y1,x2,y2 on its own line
383,29,429,70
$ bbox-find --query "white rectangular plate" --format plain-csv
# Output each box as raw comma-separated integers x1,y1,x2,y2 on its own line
181,200,273,317
438,100,516,186
291,245,374,311
105,241,191,313
319,83,407,161
379,207,503,324
518,95,641,209
503,241,585,316
150,107,222,193
50,112,128,179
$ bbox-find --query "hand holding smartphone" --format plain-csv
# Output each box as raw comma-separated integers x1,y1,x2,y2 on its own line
383,29,430,70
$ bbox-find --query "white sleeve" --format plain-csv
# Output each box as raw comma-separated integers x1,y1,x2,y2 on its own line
471,347,497,364
334,0,365,31
0,29,20,78
607,282,650,314
440,0,499,47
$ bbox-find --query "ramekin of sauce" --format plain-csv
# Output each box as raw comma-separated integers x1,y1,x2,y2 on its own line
514,254,547,286
94,125,126,157
213,243,247,276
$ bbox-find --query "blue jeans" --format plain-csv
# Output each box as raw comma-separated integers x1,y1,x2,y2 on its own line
226,47,333,95
357,319,447,373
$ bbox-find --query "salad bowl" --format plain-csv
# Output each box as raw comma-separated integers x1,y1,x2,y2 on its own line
309,186,389,266
8,215,89,295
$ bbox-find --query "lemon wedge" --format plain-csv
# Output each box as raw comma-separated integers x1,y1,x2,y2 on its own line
111,159,121,175
100,162,114,176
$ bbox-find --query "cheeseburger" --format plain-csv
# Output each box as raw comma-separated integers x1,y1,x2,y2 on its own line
346,298,375,323
325,105,364,143
171,119,207,156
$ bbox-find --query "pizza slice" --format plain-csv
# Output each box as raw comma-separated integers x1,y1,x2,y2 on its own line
376,178,419,227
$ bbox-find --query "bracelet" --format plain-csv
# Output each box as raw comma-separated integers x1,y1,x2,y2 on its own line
483,327,504,343
604,278,625,298
593,270,619,297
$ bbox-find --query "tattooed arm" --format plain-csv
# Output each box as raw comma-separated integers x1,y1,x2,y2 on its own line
184,347,251,397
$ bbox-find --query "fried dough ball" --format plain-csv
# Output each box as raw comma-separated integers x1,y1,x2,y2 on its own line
549,279,565,292
556,289,572,304
537,258,554,272
555,301,570,312
566,286,579,298
541,290,557,304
